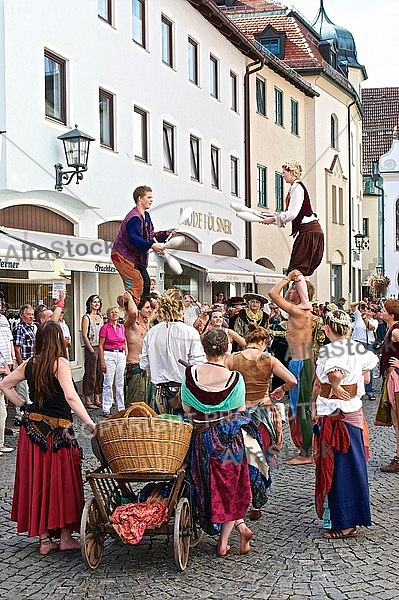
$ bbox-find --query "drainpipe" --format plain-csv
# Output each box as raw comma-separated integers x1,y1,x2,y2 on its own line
244,58,264,262
372,167,385,273
347,99,355,299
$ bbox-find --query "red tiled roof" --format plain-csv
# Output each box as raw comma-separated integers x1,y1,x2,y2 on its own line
225,3,325,68
362,88,399,175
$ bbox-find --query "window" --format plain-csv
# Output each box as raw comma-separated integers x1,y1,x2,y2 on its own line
230,71,238,112
230,156,239,196
274,87,283,126
211,145,220,189
363,217,369,237
44,50,66,124
256,77,266,116
163,121,175,172
257,164,267,207
132,0,145,47
339,187,344,224
99,89,114,149
190,135,200,181
332,185,337,223
275,172,284,211
291,98,298,135
161,15,173,67
331,114,338,149
133,106,148,162
188,37,199,85
209,55,219,99
262,37,280,54
98,0,112,24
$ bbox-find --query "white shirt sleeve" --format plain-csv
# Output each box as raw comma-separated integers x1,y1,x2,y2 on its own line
278,181,304,224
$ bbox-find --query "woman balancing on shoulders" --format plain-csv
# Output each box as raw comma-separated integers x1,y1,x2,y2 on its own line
181,329,270,557
261,161,324,277
0,321,95,555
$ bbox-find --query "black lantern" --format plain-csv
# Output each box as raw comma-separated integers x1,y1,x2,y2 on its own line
354,233,369,253
54,125,95,191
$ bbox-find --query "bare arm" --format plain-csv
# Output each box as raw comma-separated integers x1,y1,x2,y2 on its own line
327,369,350,400
268,271,301,316
123,292,138,328
270,356,297,400
55,358,95,431
227,329,246,348
98,335,107,373
81,314,93,352
0,363,28,406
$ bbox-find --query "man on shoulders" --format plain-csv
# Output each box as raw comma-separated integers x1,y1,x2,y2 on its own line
269,270,315,465
119,292,154,407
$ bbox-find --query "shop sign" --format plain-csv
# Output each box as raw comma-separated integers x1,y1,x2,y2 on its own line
182,210,232,234
94,263,117,273
0,259,20,269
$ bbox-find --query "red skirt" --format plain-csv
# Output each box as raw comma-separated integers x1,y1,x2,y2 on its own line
11,427,84,537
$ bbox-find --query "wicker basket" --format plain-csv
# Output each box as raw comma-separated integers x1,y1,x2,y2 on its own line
96,403,193,474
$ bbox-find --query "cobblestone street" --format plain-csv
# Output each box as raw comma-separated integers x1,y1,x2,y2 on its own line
1,383,398,600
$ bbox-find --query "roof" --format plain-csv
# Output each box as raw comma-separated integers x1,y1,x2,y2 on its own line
189,1,317,96
362,88,399,175
220,0,363,102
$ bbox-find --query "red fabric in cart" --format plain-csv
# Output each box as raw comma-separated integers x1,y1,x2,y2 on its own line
110,501,168,545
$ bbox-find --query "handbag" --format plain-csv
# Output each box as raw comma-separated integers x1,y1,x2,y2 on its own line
374,377,392,426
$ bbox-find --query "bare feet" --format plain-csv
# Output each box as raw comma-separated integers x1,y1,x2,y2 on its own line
59,537,81,551
39,537,59,556
216,542,231,557
285,454,314,465
235,521,253,555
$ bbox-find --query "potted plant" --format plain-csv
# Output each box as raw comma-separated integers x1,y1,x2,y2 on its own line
368,273,390,297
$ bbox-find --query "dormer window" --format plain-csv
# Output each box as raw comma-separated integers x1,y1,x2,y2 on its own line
256,25,286,59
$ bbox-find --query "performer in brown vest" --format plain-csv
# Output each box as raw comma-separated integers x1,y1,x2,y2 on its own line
260,161,324,278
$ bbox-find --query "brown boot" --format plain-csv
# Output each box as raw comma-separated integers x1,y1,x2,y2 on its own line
380,456,399,473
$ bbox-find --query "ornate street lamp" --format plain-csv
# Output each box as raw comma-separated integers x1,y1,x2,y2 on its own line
376,264,384,275
354,232,369,253
54,125,95,191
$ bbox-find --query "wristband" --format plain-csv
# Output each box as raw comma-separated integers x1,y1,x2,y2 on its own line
55,298,65,308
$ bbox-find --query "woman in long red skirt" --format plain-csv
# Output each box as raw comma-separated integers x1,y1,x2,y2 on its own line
0,321,95,555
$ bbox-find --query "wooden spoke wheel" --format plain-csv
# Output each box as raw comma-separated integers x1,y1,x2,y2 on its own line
80,497,105,570
173,497,191,571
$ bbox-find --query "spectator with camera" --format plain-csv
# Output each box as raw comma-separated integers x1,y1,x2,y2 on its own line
350,300,379,401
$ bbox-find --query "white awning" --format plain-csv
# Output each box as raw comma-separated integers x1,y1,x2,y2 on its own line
168,251,284,285
0,227,115,273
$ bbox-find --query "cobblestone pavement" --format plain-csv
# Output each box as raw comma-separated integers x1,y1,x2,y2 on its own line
1,379,398,600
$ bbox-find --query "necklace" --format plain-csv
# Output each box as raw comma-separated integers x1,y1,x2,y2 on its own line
206,362,228,368
246,346,261,350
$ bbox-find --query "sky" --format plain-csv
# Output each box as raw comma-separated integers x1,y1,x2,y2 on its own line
289,0,398,88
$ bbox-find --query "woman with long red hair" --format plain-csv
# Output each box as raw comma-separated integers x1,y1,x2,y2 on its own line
0,321,95,555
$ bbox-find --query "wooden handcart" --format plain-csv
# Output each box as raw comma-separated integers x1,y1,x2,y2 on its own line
80,462,203,571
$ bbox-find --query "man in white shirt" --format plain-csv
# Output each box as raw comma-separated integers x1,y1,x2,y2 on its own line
350,301,379,400
0,293,17,453
140,288,205,413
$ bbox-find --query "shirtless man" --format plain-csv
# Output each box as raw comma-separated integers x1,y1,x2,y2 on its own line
118,292,154,406
269,269,315,465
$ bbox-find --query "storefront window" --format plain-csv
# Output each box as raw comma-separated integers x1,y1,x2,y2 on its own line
0,273,74,361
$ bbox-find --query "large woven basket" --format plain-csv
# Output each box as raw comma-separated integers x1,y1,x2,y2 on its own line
96,403,193,474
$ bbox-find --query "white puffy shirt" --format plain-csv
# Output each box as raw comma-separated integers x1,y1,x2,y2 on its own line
316,338,379,416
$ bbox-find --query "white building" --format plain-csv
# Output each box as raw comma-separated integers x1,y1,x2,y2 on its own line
0,0,278,374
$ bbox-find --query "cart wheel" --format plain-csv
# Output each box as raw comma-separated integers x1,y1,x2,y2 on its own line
173,497,191,571
80,497,105,570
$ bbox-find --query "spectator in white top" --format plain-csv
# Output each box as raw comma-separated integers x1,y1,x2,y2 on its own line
0,292,17,453
350,301,379,401
140,288,205,414
182,293,200,327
